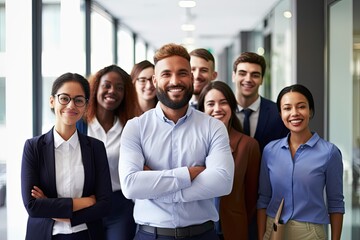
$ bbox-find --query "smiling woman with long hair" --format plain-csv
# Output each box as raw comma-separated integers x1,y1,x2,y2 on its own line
76,65,140,240
130,60,158,114
198,80,261,240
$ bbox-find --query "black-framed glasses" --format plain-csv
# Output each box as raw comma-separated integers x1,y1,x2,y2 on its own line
55,93,88,107
136,77,153,85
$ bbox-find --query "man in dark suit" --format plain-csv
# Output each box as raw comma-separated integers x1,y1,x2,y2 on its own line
232,52,288,153
232,52,288,240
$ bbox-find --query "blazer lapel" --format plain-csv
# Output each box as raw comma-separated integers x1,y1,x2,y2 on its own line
42,128,58,197
256,97,273,140
78,132,93,196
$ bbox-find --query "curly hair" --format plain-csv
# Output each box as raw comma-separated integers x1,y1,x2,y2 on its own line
85,64,140,125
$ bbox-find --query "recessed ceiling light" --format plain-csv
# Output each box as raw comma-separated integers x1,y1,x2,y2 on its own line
184,37,195,44
283,11,292,18
257,47,265,55
181,24,196,31
179,1,196,8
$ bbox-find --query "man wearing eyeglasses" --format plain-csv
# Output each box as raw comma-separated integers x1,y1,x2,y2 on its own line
119,43,234,240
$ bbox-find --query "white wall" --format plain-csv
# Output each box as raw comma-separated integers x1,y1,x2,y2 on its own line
5,0,33,239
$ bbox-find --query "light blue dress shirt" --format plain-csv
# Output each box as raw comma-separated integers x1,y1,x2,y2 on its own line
119,103,234,228
257,132,345,224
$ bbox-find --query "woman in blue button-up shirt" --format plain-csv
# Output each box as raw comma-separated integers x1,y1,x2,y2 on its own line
257,84,344,240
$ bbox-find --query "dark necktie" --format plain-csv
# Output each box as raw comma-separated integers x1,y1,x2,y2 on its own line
190,103,198,110
242,108,253,136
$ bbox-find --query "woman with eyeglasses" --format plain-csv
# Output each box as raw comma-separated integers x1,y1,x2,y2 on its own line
21,72,112,240
130,60,158,114
76,65,140,240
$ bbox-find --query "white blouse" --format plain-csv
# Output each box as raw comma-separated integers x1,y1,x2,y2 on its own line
52,129,87,235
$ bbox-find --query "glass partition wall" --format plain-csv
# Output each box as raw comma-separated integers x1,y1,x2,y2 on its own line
0,1,6,235
328,0,360,239
42,0,86,132
3,0,154,239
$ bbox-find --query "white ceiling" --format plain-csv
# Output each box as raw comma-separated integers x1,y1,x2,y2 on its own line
95,0,279,55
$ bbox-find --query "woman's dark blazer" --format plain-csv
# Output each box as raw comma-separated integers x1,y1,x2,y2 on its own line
21,128,112,240
220,128,261,240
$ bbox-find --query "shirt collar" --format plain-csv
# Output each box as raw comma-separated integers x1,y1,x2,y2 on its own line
189,100,198,106
53,128,79,149
155,102,192,123
237,95,261,112
90,116,120,131
90,117,102,131
305,132,320,147
281,132,320,149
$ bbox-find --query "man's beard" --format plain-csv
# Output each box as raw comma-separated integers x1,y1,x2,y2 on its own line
193,79,207,95
193,87,202,95
156,85,193,110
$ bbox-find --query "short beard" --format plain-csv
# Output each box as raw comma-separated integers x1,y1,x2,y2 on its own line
193,88,201,95
156,85,193,110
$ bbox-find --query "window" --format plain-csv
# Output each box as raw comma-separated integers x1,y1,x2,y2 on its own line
118,26,134,74
42,0,86,132
91,6,114,74
135,38,146,64
328,0,359,238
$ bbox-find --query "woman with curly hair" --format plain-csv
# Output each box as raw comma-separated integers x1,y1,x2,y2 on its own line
77,65,140,240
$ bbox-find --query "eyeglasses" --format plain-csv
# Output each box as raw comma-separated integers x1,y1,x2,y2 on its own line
55,93,88,107
136,77,153,85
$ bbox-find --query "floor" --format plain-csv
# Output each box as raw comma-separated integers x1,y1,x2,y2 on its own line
0,175,358,240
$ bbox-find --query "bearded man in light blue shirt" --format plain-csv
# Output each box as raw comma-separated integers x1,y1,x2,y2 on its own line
119,43,234,240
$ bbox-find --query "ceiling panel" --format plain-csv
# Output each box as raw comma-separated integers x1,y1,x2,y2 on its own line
95,0,280,55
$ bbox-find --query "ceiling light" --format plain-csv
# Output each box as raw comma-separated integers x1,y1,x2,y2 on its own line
181,24,196,31
257,47,265,56
178,1,196,8
184,37,195,44
283,11,292,18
